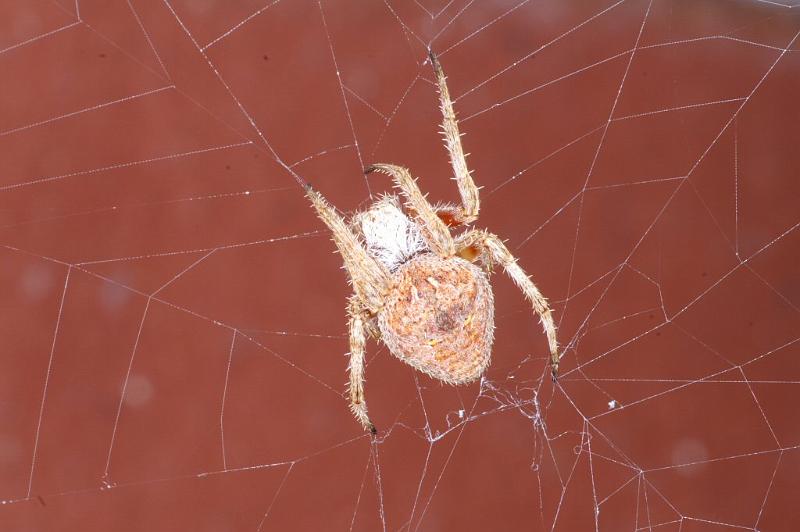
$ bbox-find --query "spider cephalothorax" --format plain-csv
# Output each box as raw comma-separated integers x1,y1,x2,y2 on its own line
352,195,425,272
306,52,559,433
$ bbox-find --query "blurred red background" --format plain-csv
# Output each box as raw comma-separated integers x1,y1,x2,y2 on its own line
0,1,798,530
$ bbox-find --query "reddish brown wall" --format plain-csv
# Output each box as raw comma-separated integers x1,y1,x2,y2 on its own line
0,1,798,530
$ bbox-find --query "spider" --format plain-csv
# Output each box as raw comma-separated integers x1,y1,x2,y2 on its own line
305,51,559,433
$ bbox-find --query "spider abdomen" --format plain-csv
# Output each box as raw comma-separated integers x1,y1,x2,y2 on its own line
378,254,495,384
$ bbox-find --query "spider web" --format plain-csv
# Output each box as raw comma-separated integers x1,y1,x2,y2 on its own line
1,0,799,530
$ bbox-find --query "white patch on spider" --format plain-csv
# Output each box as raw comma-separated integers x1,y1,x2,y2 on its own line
357,196,427,271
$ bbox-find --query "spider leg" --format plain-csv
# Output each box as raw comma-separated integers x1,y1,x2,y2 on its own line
306,186,389,313
365,164,455,257
348,297,376,433
429,50,479,225
456,230,560,379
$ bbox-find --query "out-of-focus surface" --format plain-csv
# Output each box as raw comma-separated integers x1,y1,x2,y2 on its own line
1,1,799,530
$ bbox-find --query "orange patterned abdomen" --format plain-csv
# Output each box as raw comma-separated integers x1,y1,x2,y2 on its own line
378,254,495,384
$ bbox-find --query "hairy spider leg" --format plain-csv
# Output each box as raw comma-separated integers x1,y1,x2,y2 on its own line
307,186,387,432
430,50,480,226
348,297,376,433
456,230,560,379
305,186,389,313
